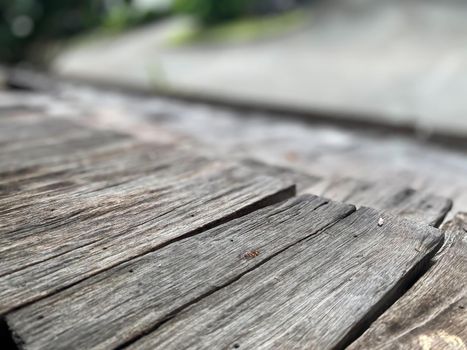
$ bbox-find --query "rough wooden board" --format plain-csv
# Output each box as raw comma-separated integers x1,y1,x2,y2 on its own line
0,112,127,148
0,116,97,147
241,159,321,194
128,207,444,350
0,138,139,181
305,177,452,227
0,152,219,267
0,93,46,116
39,82,467,221
0,160,249,273
0,117,140,181
348,213,467,350
2,89,463,223
0,161,293,313
232,162,450,227
0,132,135,173
5,196,355,349
0,91,48,110
0,142,210,211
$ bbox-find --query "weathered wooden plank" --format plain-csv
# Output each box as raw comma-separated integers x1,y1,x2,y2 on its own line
306,177,452,227
0,132,135,173
348,212,467,349
241,159,321,194
0,152,219,266
4,195,355,349
6,78,467,222
127,207,444,350
0,118,139,181
0,116,94,148
0,162,294,313
0,108,298,313
0,160,255,271
238,163,451,227
0,91,45,109
0,143,207,209
0,91,46,115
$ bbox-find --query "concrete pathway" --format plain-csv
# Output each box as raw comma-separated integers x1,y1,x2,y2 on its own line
53,0,467,136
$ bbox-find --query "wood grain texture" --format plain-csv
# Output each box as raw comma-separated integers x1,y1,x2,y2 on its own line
34,79,466,221
230,161,450,227
241,159,321,194
0,117,137,179
306,177,452,227
0,90,48,110
348,212,467,350
5,195,355,350
0,117,295,314
0,121,216,275
0,94,455,230
128,207,444,350
0,165,293,314
0,115,96,147
0,143,212,218
0,80,461,350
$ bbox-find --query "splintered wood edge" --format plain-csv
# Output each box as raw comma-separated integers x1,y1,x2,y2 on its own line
347,212,465,349
4,195,354,350
125,207,443,350
304,177,453,228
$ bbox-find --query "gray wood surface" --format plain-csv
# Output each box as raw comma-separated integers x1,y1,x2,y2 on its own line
0,169,293,314
240,159,321,194
128,207,444,350
33,80,465,221
348,212,467,349
5,195,355,350
238,162,451,227
0,117,137,178
0,118,294,314
306,177,452,227
0,142,215,227
0,84,462,350
0,92,456,230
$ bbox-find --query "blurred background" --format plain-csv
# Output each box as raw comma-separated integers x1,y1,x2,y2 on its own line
1,0,467,137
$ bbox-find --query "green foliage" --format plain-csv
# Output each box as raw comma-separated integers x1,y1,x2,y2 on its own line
0,0,167,64
103,4,166,32
173,0,253,25
169,10,306,46
0,0,103,63
0,0,301,63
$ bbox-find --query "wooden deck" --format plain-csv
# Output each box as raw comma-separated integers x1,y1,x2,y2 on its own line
1,85,466,349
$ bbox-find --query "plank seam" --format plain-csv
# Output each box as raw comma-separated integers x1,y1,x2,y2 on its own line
431,198,453,228
0,318,20,350
341,232,446,350
116,201,357,349
0,185,295,316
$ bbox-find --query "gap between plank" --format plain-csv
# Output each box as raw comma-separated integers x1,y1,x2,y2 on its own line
115,201,357,349
0,185,295,321
0,318,21,350
340,232,446,350
431,200,452,228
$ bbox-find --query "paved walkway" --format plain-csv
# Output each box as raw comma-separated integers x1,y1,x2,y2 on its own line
54,0,467,136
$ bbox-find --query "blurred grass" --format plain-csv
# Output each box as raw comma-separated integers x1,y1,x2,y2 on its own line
172,0,251,25
1,0,308,64
169,10,307,46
